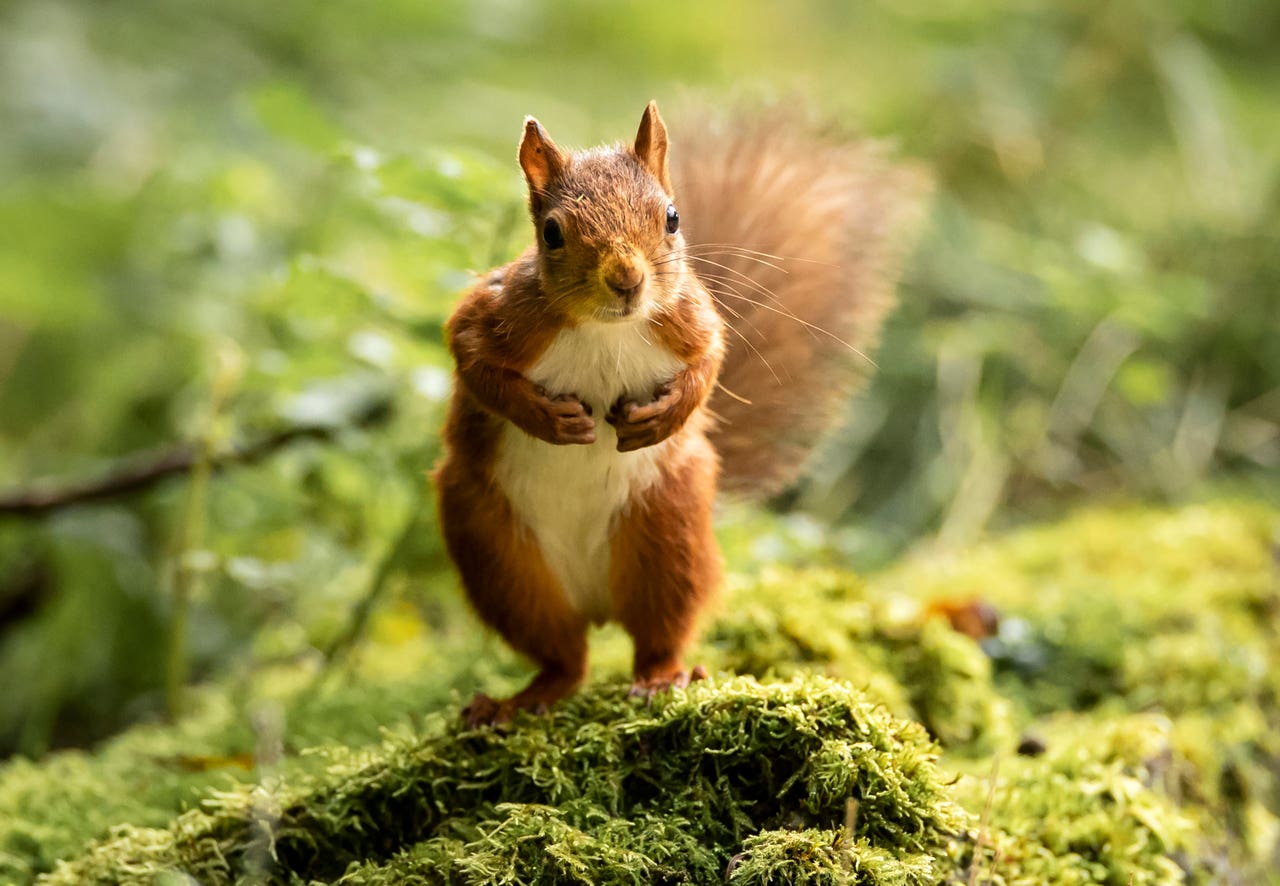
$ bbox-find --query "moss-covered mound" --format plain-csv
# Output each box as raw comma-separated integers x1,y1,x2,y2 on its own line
706,569,1015,756
42,678,964,885
3,499,1278,884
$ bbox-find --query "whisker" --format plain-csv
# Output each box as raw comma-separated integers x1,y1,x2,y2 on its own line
686,268,793,315
713,289,876,368
682,255,788,306
678,247,790,274
715,303,782,385
656,258,869,369
656,242,836,268
545,280,597,311
656,266,821,360
715,382,752,406
651,247,784,270
699,278,780,347
684,277,785,385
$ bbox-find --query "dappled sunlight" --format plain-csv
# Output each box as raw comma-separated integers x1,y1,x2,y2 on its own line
1,0,1278,882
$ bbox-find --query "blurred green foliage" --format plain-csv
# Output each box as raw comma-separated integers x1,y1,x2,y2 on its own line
0,0,1278,760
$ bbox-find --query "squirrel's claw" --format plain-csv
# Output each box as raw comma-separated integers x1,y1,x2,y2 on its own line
530,389,596,445
607,388,684,451
628,664,708,700
462,693,514,729
462,693,559,728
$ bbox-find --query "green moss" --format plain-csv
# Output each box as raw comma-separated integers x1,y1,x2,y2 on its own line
44,678,964,885
949,715,1194,885
877,502,1279,718
0,641,477,883
6,500,1279,883
336,803,716,885
706,569,1015,755
0,598,548,883
727,828,946,885
881,501,1280,878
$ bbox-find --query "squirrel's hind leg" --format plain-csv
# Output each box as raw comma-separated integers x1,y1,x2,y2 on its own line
438,466,589,727
610,439,721,697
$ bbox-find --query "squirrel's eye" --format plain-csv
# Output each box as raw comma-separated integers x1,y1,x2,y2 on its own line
542,218,565,250
665,204,680,235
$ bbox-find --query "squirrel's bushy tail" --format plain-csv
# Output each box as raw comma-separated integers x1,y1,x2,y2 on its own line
671,109,930,497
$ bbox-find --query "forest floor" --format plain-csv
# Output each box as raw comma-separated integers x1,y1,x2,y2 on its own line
3,498,1278,885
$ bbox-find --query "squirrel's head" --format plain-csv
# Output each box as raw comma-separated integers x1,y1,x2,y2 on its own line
518,101,685,323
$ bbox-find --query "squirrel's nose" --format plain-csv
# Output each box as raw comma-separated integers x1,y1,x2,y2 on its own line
605,264,645,298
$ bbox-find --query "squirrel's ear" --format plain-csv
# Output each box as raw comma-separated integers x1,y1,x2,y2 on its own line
633,100,672,193
518,117,566,211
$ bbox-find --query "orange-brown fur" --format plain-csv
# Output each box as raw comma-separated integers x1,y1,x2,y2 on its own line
609,434,720,691
436,461,589,719
675,112,930,495
435,101,925,725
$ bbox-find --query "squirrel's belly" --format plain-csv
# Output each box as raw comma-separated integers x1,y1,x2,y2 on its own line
494,426,672,623
492,320,684,623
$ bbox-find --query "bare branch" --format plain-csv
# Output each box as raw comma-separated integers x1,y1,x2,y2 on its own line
0,396,393,517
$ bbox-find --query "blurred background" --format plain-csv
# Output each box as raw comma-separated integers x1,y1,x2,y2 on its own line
0,0,1276,759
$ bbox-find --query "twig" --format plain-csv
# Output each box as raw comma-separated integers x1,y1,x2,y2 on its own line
840,797,860,873
0,396,393,517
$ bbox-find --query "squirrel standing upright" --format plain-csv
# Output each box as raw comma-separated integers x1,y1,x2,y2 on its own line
435,101,926,726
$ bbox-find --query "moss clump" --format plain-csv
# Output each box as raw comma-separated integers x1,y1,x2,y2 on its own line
335,803,714,885
0,693,257,884
44,677,965,885
706,569,1015,756
949,714,1193,886
877,502,1279,720
728,828,941,885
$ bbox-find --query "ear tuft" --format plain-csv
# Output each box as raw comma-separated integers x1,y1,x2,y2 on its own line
518,116,566,205
634,100,672,193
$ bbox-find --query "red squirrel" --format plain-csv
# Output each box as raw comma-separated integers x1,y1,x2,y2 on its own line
435,102,926,726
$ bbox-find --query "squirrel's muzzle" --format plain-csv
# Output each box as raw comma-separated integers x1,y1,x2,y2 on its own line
602,256,646,300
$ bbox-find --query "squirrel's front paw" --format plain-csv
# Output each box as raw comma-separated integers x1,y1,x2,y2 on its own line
607,385,684,452
530,388,595,445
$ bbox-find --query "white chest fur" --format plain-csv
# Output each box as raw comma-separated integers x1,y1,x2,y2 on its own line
492,320,685,623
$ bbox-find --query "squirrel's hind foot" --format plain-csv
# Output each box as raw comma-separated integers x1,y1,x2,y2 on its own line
628,663,709,701
462,693,517,728
461,693,557,728
462,666,583,728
